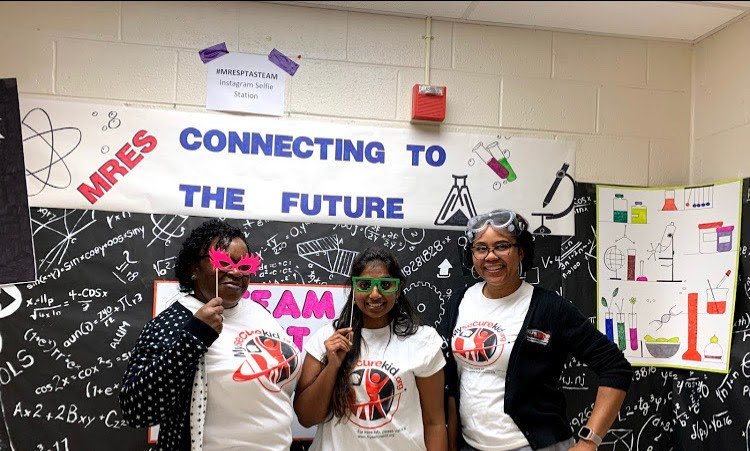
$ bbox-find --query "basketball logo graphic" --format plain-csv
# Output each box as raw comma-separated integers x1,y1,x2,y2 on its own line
452,326,505,366
348,367,404,429
233,333,300,392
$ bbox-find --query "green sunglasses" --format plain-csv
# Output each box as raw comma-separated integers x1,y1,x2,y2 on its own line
352,277,401,295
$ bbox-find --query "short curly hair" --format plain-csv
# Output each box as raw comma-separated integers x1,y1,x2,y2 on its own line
174,218,249,292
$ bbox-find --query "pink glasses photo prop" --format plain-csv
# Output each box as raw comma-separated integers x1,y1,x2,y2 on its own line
207,248,262,298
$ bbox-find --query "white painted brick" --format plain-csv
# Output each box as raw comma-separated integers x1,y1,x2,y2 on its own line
347,13,451,69
176,50,206,106
599,87,689,139
0,32,53,93
239,3,347,60
57,40,177,103
559,135,649,185
0,1,118,39
647,41,691,91
502,78,597,133
123,1,238,49
453,24,551,77
290,60,397,120
649,138,689,186
553,33,646,86
693,17,750,139
396,68,500,126
693,125,750,184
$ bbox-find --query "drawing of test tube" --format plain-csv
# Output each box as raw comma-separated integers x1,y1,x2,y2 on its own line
628,313,638,351
616,313,626,351
604,311,614,342
485,142,517,182
472,142,509,179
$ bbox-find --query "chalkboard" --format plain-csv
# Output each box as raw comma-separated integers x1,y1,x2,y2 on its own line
1,179,749,450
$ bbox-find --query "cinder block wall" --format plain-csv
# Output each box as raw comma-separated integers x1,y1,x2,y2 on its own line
0,1,693,186
693,13,750,184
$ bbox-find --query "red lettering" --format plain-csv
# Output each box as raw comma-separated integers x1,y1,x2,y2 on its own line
76,129,157,204
115,143,144,169
77,173,112,204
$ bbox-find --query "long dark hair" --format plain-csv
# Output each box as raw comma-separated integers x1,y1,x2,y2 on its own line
329,246,419,419
174,219,249,293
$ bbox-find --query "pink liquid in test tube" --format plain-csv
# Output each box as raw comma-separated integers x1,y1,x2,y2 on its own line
487,158,509,179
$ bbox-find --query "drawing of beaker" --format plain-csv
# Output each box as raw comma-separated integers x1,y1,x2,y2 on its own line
472,142,508,179
434,175,478,226
616,313,626,351
628,313,638,351
662,189,678,211
631,201,647,224
613,194,628,223
604,311,614,342
627,249,636,281
706,288,728,314
486,142,517,182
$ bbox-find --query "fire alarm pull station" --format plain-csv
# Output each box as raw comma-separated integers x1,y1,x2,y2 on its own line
411,84,446,123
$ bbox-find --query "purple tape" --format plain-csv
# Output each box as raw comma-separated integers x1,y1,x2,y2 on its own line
198,42,229,64
268,48,299,76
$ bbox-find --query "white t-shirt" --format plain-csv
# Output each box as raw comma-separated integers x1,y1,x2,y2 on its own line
304,323,445,451
180,295,301,451
451,282,533,451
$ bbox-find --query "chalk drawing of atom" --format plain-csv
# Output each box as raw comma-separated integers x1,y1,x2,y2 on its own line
22,108,82,196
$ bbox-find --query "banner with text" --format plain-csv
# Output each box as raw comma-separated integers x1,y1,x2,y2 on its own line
19,96,576,234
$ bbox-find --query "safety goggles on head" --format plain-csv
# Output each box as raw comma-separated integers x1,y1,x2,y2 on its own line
352,277,400,295
465,209,526,242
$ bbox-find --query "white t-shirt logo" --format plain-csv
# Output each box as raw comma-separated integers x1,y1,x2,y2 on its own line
452,324,506,366
232,330,300,392
348,364,405,429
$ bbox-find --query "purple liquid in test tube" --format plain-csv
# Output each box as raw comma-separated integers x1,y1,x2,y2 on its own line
472,143,509,180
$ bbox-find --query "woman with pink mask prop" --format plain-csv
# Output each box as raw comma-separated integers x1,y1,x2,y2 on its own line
120,219,301,450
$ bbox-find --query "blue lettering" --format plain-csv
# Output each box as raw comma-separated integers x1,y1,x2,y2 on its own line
180,127,202,150
252,133,273,156
203,129,226,152
315,138,333,159
179,184,201,207
292,136,314,158
387,198,404,219
406,144,424,166
226,188,245,211
366,141,385,164
201,186,225,209
228,132,251,154
281,192,299,213
426,145,446,167
274,135,293,158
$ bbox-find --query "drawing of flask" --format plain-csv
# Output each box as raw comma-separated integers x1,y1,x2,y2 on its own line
613,194,628,223
604,311,614,342
435,175,478,226
628,313,638,351
616,313,626,351
486,142,517,182
472,142,508,179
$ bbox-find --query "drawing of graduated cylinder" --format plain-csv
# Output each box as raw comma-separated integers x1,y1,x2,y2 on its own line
435,175,477,226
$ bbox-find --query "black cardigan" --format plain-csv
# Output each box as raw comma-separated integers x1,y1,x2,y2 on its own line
444,284,632,450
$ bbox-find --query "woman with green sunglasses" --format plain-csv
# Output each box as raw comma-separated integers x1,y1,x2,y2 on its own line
294,246,448,451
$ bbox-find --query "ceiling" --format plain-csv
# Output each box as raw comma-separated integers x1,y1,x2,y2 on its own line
267,1,750,42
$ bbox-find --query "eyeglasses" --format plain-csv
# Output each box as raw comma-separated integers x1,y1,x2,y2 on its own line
471,242,520,258
352,277,400,295
465,209,526,242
